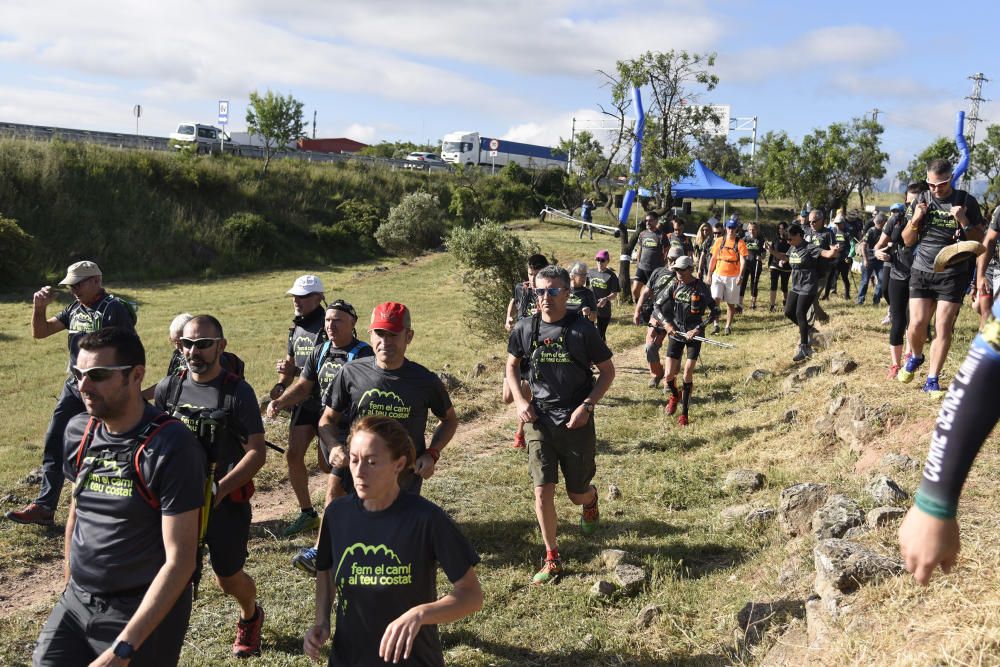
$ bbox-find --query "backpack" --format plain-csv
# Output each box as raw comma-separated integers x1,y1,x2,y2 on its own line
71,413,177,509
528,312,593,384
95,293,139,327
316,339,371,365
164,370,254,503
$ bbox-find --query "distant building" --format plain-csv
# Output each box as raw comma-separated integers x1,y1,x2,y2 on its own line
297,137,368,154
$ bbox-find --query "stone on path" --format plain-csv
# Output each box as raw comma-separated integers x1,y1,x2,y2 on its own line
613,564,647,595
590,580,617,598
813,539,904,599
723,469,766,493
867,506,906,528
811,494,864,539
868,475,908,505
779,483,830,537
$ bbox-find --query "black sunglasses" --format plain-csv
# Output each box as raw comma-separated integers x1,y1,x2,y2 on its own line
180,337,221,350
72,365,133,382
534,287,564,297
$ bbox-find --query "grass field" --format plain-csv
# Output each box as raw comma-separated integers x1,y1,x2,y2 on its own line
0,218,997,665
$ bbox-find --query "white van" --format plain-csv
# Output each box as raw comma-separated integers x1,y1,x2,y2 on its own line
168,122,239,154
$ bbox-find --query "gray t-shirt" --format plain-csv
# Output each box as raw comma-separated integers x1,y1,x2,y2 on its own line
323,357,452,455
587,269,621,317
63,405,206,594
507,313,613,427
911,188,985,276
789,242,824,296
302,339,375,441
636,230,665,270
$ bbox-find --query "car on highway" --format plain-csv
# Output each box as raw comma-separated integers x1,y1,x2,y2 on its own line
403,152,448,169
168,122,241,154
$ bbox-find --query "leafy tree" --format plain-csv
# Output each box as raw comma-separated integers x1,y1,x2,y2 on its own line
897,137,959,185
360,140,438,159
374,192,447,257
557,130,606,207
693,135,744,182
973,124,1000,211
847,118,888,210
754,131,811,210
245,90,307,178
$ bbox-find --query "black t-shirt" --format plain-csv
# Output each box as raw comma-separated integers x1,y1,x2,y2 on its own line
511,281,538,321
636,230,664,270
768,238,791,271
63,405,206,594
788,242,824,295
831,227,851,264
652,278,719,333
315,492,480,667
666,232,693,256
323,358,452,455
302,338,375,441
153,372,263,481
287,307,327,372
862,225,882,262
55,292,137,368
587,269,621,317
743,234,764,262
911,188,985,276
507,313,613,426
566,286,597,317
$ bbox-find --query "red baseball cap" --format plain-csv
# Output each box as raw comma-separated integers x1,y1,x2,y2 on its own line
370,302,411,333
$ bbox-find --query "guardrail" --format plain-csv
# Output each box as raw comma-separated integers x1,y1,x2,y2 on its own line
0,121,452,172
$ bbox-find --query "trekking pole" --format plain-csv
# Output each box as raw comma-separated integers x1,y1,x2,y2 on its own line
672,334,735,349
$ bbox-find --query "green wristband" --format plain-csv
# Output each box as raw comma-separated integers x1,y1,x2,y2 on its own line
914,490,957,520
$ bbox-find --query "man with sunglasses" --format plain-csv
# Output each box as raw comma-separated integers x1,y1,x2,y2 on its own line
33,328,205,666
270,275,328,536
899,159,986,396
8,261,137,527
153,315,268,658
651,256,719,426
266,301,373,571
506,266,616,584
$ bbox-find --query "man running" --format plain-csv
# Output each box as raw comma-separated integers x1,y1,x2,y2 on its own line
630,212,664,303
766,222,792,312
505,253,550,449
804,210,833,323
154,315,267,658
267,300,373,525
33,328,204,666
651,256,719,426
898,159,985,397
633,249,681,387
899,299,1000,584
708,219,747,335
506,266,615,584
588,250,621,341
7,261,137,527
665,216,694,258
271,275,328,536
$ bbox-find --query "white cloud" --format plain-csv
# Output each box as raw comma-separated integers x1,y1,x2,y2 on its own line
501,107,623,149
887,100,965,136
343,123,376,142
719,25,903,83
827,73,940,99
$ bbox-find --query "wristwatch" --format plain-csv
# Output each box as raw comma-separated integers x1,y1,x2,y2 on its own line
582,401,594,413
112,639,136,660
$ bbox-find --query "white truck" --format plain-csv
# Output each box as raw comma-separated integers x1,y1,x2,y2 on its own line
440,130,567,170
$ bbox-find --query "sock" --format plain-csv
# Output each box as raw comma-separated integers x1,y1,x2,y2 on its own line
241,604,260,623
584,487,598,509
681,382,693,416
546,548,560,562
666,379,680,399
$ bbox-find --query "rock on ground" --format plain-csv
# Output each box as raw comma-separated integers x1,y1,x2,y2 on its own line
868,475,909,505
881,453,920,471
813,539,904,599
746,369,771,384
746,507,777,528
721,504,754,523
867,506,906,528
607,484,622,500
599,549,630,569
783,409,799,423
590,580,617,597
779,483,830,537
830,354,858,375
723,469,766,493
811,494,864,539
613,564,647,595
636,604,663,628
437,371,461,392
471,362,487,377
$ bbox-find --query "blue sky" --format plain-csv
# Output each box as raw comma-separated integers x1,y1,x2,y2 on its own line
0,1,996,181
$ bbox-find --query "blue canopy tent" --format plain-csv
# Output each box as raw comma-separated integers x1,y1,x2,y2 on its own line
670,159,759,221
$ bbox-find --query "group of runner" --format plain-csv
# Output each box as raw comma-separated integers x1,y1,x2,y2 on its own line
6,154,1000,665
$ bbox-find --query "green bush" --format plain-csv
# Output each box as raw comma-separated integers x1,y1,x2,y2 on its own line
448,222,539,340
0,215,35,282
375,192,447,257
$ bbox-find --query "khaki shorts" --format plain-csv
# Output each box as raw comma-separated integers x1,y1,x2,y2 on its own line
711,274,740,305
524,417,596,494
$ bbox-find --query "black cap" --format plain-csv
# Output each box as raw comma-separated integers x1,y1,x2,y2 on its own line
327,299,358,319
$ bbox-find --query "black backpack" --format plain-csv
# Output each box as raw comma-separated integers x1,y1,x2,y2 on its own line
528,312,593,388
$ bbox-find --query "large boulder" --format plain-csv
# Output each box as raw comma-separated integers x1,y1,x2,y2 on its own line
868,475,909,505
779,483,830,537
813,539,904,599
722,469,766,493
811,494,864,539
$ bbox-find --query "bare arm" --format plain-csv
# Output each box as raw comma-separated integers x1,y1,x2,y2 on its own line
901,203,926,247
977,227,998,286
379,567,483,664
63,498,76,585
318,407,347,467
215,434,266,500
566,357,616,430
505,354,536,424
32,287,65,339
266,377,316,416
505,298,516,331
632,285,651,324
304,565,335,660
271,354,297,400
414,407,459,479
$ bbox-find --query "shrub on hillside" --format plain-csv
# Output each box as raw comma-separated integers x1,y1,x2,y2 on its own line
221,212,276,269
0,215,35,282
375,192,447,257
449,222,540,340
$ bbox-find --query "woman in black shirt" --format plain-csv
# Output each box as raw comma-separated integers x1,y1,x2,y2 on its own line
766,222,792,312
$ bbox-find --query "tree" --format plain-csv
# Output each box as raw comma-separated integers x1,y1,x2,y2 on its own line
693,135,743,182
245,90,307,178
897,137,959,185
973,124,1000,212
847,117,888,210
754,131,811,210
360,140,437,159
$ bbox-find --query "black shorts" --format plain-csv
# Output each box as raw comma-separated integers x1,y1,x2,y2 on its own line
633,267,654,284
909,268,967,304
291,399,322,428
665,337,702,361
205,499,251,578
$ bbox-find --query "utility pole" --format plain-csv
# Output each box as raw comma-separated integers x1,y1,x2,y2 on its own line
871,108,881,124
312,110,317,139
965,74,989,185
567,117,576,174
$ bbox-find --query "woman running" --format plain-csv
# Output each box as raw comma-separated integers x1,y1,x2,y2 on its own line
767,222,791,312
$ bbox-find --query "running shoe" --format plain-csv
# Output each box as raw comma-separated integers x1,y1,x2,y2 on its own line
735,304,744,314
580,495,599,535
711,322,720,335
283,510,319,537
880,313,891,325
897,354,924,384
233,604,264,658
922,377,946,400
648,375,663,389
792,345,812,362
291,547,318,576
678,414,690,427
5,502,55,526
886,364,900,380
769,304,776,312
532,558,563,585
724,325,732,335
512,431,526,450
665,394,679,416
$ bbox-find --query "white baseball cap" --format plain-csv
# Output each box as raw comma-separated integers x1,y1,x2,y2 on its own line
59,261,102,285
286,274,325,296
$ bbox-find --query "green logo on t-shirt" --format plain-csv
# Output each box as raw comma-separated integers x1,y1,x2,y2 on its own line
358,388,412,420
335,542,413,587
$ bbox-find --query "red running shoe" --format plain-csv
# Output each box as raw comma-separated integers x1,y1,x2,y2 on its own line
233,604,264,658
512,431,526,450
665,394,679,416
678,415,689,427
886,364,900,380
5,502,54,526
